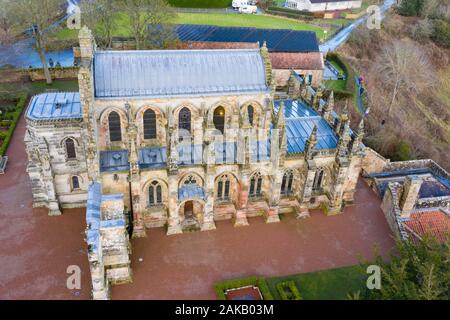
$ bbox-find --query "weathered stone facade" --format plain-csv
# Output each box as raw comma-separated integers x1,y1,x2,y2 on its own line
24,27,364,231
24,27,367,298
363,157,450,242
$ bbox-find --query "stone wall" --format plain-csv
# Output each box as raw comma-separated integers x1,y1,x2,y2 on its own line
274,69,323,88
361,147,388,174
85,183,132,300
28,67,79,81
24,117,88,214
380,182,407,240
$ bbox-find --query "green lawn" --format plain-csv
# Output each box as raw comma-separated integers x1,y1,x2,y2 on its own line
173,13,324,34
0,80,79,96
325,80,346,91
55,12,325,41
266,265,367,300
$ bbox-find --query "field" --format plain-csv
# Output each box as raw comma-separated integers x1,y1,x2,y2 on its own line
171,13,325,35
55,11,325,41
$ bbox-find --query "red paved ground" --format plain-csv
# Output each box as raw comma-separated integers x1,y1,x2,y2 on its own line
0,115,90,299
0,114,396,300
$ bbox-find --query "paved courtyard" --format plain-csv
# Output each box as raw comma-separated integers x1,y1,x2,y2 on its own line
0,114,395,300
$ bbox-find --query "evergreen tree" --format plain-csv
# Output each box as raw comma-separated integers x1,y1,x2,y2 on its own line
398,0,424,16
363,237,450,300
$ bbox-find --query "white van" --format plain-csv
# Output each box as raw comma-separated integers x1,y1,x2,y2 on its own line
232,0,248,9
239,5,257,14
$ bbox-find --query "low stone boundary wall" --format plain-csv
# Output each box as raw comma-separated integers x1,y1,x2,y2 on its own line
27,67,79,81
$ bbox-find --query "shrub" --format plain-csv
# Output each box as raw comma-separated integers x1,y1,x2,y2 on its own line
0,94,27,157
394,141,415,161
431,19,450,48
276,281,302,300
214,276,274,300
0,120,11,127
410,19,433,41
167,0,231,8
266,6,317,20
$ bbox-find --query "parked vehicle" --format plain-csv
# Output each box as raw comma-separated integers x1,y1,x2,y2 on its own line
239,5,257,14
232,0,249,9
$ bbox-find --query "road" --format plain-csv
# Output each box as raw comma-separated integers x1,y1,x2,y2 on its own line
319,0,395,53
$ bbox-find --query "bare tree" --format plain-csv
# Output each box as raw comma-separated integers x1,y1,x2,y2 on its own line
119,0,176,50
6,0,66,84
375,40,437,115
79,0,118,48
0,0,14,44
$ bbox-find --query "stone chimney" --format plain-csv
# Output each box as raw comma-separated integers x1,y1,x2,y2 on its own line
400,175,423,218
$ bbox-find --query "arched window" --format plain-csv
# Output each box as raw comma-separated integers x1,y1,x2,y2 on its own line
65,138,76,159
143,109,157,139
313,169,324,191
149,181,162,206
108,111,122,142
249,172,262,198
247,105,254,126
71,176,80,190
178,107,191,136
213,106,225,134
281,170,294,195
217,174,231,201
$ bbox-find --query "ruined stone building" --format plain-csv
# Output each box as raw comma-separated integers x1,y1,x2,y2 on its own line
24,27,364,240
363,152,450,243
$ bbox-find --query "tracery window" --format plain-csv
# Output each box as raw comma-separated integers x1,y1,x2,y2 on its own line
178,107,191,138
249,172,262,198
213,106,225,134
108,111,122,142
313,169,324,192
247,105,254,126
72,176,80,190
217,174,231,201
143,109,157,139
149,181,162,206
65,138,76,160
281,170,294,195
183,175,197,185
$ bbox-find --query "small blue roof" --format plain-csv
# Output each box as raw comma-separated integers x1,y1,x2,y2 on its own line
176,24,320,53
99,150,130,172
94,49,268,99
371,168,450,199
26,92,82,121
139,147,167,169
178,185,206,203
274,100,338,154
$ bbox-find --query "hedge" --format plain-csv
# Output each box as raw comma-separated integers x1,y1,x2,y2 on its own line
168,0,231,8
326,52,355,99
266,7,323,21
276,281,302,300
214,276,274,300
0,94,27,157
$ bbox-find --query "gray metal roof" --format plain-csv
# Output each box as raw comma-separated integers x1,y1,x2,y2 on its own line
274,100,338,154
93,49,268,99
26,92,82,121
